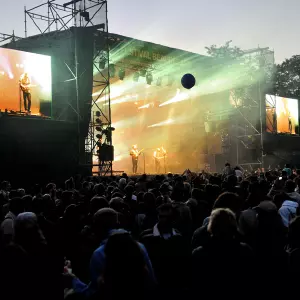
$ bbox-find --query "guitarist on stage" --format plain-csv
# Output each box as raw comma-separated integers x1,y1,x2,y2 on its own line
19,72,32,113
130,145,142,174
154,147,166,173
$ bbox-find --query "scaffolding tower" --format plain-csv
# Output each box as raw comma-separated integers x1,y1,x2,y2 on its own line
0,32,22,46
22,0,111,175
205,47,275,171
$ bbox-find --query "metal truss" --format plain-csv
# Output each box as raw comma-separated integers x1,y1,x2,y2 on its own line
0,32,22,47
204,47,275,170
24,0,107,37
265,94,277,133
87,12,112,176
231,47,275,169
23,0,111,175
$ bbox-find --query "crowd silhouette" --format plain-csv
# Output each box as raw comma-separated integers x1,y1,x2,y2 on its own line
0,164,299,299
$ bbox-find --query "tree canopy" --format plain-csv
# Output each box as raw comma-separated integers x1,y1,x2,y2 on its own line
273,55,300,100
205,41,300,100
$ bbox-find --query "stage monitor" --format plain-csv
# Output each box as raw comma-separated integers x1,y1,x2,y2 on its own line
0,48,52,117
266,94,299,134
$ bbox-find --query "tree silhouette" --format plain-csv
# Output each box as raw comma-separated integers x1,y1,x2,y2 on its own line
273,55,300,99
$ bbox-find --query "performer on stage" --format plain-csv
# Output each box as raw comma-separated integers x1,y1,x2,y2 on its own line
19,72,32,113
130,145,141,174
288,112,292,133
154,146,166,173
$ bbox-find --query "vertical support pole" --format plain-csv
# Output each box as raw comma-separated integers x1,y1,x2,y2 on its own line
48,1,50,32
74,28,81,157
24,6,27,37
105,0,113,176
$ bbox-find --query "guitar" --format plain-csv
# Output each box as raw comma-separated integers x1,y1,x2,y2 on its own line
131,148,144,159
154,156,166,160
20,84,37,93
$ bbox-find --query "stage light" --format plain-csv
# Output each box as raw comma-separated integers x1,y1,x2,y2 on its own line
140,70,146,77
16,64,19,68
109,64,116,77
96,134,102,139
167,76,175,86
109,127,115,131
0,71,4,75
118,68,125,80
20,64,24,69
156,77,162,86
95,111,101,117
133,72,139,82
96,126,102,131
96,118,102,124
146,72,153,85
80,11,90,22
99,58,106,70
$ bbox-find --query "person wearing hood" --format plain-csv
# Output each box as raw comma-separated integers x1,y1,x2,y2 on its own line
285,180,300,203
68,208,155,298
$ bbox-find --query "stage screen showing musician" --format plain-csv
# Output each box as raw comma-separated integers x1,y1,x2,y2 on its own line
265,94,299,134
0,48,52,116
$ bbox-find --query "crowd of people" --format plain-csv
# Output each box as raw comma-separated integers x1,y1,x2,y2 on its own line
0,163,300,299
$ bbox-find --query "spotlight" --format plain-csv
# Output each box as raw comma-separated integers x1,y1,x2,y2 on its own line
96,141,102,147
96,118,102,124
133,72,139,82
118,68,125,80
96,134,102,139
167,76,175,86
146,72,153,85
80,11,90,22
95,111,101,117
140,69,146,77
109,64,116,77
156,77,162,86
96,126,102,131
99,58,106,70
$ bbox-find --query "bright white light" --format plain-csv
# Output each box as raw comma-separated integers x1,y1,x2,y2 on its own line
0,71,4,75
9,74,14,79
148,119,174,128
138,103,150,109
159,90,189,107
20,64,24,68
16,64,19,68
24,54,51,94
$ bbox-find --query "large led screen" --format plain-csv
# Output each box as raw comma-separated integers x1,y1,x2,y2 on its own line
0,48,52,116
266,94,299,134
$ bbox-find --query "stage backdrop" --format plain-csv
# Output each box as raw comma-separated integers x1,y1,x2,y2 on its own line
0,48,52,116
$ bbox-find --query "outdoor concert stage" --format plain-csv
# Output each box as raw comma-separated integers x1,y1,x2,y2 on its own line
2,24,300,179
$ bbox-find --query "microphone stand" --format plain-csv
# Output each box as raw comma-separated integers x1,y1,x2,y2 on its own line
143,153,146,174
19,86,22,113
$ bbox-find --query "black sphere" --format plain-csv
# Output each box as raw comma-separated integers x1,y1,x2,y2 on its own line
181,73,196,89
